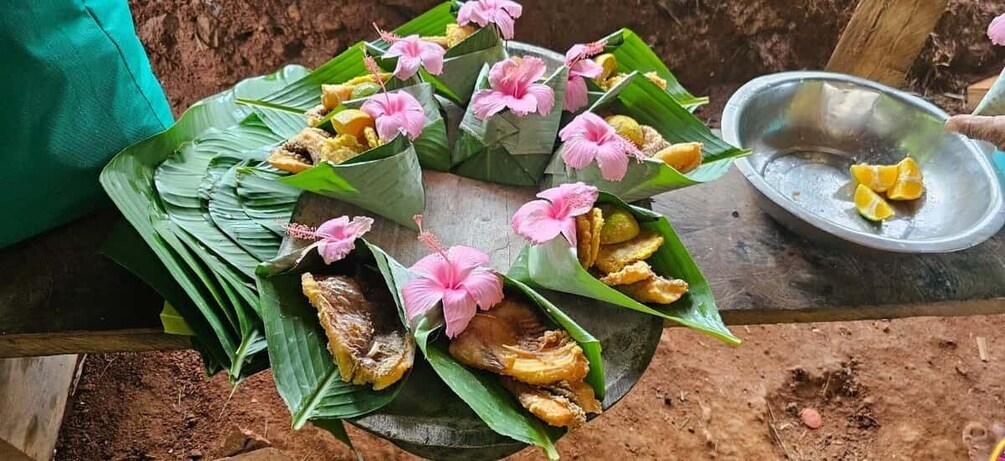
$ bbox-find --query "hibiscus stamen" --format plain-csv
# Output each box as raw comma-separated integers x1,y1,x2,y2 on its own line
573,39,607,64
373,22,400,43
284,222,320,241
413,215,448,258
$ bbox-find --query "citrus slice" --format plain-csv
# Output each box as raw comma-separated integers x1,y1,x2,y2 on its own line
605,115,644,147
331,109,375,140
598,204,640,244
594,53,618,82
887,157,924,200
351,82,381,100
849,163,898,193
854,184,895,221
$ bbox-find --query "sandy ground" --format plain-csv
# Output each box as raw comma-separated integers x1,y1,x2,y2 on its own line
55,1,1005,459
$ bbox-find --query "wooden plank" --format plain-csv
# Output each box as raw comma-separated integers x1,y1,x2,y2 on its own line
0,355,79,460
826,0,948,87
967,75,999,113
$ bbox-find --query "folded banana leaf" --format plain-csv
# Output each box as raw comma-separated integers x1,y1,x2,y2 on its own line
508,192,739,345
453,64,569,186
278,135,426,230
591,28,707,110
100,65,308,381
368,1,508,105
407,275,604,460
255,239,411,450
545,73,750,202
974,67,1005,116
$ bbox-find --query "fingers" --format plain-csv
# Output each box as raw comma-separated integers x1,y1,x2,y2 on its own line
945,115,1005,150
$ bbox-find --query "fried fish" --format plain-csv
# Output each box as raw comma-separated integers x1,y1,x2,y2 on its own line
268,128,331,174
301,272,414,390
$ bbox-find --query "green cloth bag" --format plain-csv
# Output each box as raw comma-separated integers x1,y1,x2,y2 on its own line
0,1,173,248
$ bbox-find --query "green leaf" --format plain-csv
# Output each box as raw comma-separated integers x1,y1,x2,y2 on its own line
280,136,426,230
508,193,739,345
369,1,457,51
426,26,507,105
256,241,410,428
453,64,568,185
100,64,308,380
600,28,706,109
545,72,750,201
208,158,284,261
235,162,300,236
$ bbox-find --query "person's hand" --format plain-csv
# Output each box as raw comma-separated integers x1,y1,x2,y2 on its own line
945,115,1005,150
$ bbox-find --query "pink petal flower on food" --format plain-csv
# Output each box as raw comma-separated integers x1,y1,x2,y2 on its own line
559,112,642,181
285,216,374,264
563,43,605,112
383,34,445,80
361,90,426,141
457,0,523,40
402,218,504,338
470,56,555,120
511,182,599,245
989,14,1005,46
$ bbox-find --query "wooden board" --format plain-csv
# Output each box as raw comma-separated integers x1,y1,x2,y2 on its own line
968,75,999,113
1,169,1004,358
0,355,80,460
826,0,948,87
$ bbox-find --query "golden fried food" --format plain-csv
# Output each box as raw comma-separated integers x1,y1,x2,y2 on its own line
644,71,668,90
640,125,670,157
319,134,367,165
425,36,450,47
446,23,477,47
363,126,382,149
346,73,391,86
267,128,331,173
617,275,688,304
594,230,664,274
597,204,639,244
594,53,618,82
605,115,644,148
301,273,414,390
305,104,329,127
654,142,703,174
331,109,376,141
599,260,655,286
575,208,604,269
501,378,601,429
322,84,354,111
448,298,590,386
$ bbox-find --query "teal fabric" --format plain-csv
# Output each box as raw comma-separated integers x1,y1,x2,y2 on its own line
0,0,173,248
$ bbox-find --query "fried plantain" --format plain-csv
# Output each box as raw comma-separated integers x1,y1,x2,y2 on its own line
594,230,664,274
575,208,604,269
599,260,655,286
616,275,689,304
501,378,602,429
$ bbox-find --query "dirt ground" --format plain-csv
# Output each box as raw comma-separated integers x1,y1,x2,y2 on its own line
55,0,1005,459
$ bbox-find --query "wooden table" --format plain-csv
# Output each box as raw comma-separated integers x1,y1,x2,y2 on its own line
2,168,1002,358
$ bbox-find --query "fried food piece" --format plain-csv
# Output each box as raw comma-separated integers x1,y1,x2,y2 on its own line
425,36,450,47
305,104,330,127
347,73,391,86
331,109,376,142
605,115,644,147
448,298,590,386
594,230,664,274
603,72,628,91
640,125,670,157
267,128,331,173
597,204,639,244
617,275,688,304
363,126,383,149
654,142,703,174
301,273,414,390
599,260,655,286
644,71,668,90
575,208,604,269
594,53,618,83
322,84,354,111
502,378,601,429
319,134,367,164
446,23,477,47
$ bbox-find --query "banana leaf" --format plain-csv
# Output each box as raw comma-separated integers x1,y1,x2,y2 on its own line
208,158,284,261
508,192,739,345
235,162,300,236
255,239,412,440
100,64,309,381
974,67,1005,116
453,64,569,186
594,28,707,110
279,135,426,230
545,73,750,202
367,1,508,105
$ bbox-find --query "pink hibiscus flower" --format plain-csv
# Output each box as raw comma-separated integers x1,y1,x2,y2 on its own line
381,33,445,80
284,216,374,264
361,90,426,141
511,182,599,246
457,0,523,40
989,14,1005,46
402,216,504,338
563,42,605,112
559,112,642,181
470,56,555,120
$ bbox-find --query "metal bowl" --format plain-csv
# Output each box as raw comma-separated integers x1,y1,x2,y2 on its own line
722,71,1005,253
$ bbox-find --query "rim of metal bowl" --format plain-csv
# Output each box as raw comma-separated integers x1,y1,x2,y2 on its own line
722,70,1005,253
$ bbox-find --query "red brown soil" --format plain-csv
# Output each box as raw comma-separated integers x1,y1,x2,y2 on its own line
56,1,1005,460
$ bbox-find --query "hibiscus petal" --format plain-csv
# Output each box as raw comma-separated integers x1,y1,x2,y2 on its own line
493,12,516,40
595,138,632,181
990,14,1005,46
317,238,355,265
563,76,589,112
560,215,578,247
561,136,598,169
462,268,504,311
442,289,478,338
446,245,491,271
517,56,548,86
315,216,350,238
418,41,445,75
536,182,599,218
409,252,451,281
402,277,445,321
471,90,510,120
512,199,564,244
506,93,540,116
571,59,603,79
525,83,555,116
393,55,421,80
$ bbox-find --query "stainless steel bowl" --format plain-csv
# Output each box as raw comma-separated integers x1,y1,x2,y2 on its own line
722,71,1005,253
